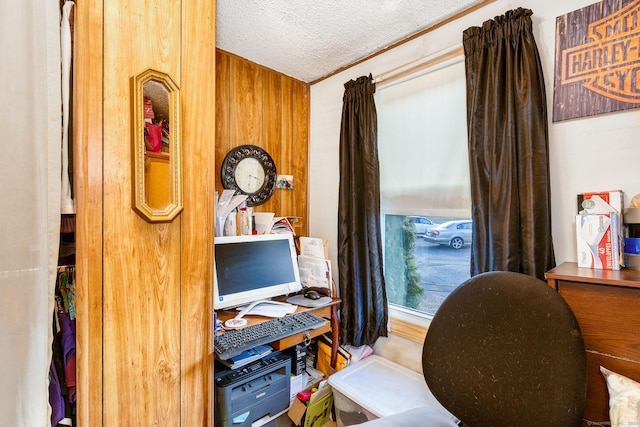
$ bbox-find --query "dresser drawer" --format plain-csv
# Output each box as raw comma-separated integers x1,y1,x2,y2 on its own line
558,280,640,360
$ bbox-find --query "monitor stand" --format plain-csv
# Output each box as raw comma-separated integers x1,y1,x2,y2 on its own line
224,299,294,329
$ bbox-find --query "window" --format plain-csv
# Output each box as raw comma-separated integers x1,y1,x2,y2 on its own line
376,55,471,318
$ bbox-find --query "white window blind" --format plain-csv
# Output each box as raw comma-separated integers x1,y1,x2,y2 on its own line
377,59,470,218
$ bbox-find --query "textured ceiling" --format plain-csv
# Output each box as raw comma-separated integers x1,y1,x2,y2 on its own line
216,0,485,83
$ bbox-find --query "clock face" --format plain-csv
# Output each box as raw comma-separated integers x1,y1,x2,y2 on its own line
220,145,277,206
235,157,266,193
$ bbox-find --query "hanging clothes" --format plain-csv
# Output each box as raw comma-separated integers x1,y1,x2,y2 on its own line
60,1,75,214
50,265,77,426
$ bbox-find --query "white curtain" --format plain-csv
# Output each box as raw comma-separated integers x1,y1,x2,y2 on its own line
0,1,62,426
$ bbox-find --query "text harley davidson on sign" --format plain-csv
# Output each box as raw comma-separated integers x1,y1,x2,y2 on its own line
553,0,640,121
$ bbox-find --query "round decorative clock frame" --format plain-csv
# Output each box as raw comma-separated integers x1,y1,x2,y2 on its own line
220,145,277,207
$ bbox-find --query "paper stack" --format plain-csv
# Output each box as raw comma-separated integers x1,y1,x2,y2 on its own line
297,237,332,296
214,189,247,237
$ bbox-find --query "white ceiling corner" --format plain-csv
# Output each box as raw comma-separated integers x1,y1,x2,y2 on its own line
216,0,485,83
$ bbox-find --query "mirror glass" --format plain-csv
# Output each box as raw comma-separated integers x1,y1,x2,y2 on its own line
131,69,182,222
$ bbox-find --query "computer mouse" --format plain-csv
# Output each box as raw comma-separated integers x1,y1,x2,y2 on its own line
304,290,321,300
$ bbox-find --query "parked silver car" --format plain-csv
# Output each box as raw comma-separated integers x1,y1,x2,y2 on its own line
424,220,473,249
408,215,435,235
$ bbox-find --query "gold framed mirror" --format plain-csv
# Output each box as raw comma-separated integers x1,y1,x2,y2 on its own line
131,68,182,222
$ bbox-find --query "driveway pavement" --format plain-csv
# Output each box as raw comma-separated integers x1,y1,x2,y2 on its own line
413,239,471,315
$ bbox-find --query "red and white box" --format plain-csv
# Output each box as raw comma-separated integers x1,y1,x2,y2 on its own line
576,190,624,270
576,212,621,270
577,190,624,214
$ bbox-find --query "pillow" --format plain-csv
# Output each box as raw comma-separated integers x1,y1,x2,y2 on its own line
600,366,640,425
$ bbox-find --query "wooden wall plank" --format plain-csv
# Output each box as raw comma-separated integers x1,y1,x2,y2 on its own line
280,78,295,218
73,0,104,424
102,0,182,424
216,51,231,191
181,0,216,425
262,69,282,215
230,58,263,148
292,80,310,233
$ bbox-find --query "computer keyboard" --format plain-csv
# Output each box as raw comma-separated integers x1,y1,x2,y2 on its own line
214,311,326,360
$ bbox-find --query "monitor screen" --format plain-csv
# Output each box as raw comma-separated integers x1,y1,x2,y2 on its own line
213,233,302,310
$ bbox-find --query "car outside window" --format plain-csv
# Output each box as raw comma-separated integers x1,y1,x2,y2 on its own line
408,215,434,235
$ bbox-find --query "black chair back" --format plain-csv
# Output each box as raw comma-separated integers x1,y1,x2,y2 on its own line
423,271,587,427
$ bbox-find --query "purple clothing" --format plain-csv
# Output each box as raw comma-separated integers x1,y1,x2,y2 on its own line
58,312,76,401
49,360,65,426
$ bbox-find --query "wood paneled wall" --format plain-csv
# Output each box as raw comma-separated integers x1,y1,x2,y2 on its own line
73,1,215,425
215,50,310,237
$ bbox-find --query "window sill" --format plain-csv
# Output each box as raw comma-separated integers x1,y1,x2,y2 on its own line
388,305,432,344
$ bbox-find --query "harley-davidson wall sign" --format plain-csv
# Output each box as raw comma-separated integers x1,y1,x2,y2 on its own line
553,0,640,121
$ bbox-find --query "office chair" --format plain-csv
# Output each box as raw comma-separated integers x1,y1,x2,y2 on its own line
358,271,586,427
422,271,587,427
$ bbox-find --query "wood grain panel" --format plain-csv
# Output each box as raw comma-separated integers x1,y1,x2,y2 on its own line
582,351,640,422
74,1,214,425
389,316,428,344
216,51,231,192
181,0,216,425
215,51,309,237
262,68,283,216
558,279,640,423
72,0,104,424
547,264,640,426
558,281,640,360
292,80,310,235
230,57,262,147
102,0,182,424
279,77,295,218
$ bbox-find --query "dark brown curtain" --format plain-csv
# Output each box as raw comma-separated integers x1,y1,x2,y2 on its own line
338,74,388,347
463,8,555,280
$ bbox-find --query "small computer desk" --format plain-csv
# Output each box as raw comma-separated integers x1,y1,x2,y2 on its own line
215,297,341,368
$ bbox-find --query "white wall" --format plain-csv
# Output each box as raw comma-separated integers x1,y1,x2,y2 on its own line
309,0,640,278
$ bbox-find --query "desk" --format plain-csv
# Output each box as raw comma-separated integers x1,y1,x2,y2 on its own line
546,262,640,426
215,298,341,367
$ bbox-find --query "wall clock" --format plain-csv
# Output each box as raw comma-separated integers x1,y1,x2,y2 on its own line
220,145,277,206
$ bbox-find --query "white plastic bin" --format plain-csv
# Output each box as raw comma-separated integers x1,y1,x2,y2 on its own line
327,355,456,427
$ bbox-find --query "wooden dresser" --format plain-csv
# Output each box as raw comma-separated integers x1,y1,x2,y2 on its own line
546,262,640,426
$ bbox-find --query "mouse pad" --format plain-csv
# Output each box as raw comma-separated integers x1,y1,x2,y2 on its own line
286,294,332,308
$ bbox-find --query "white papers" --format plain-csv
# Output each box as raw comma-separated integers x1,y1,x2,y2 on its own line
298,256,331,290
215,190,247,236
253,212,275,234
297,236,332,294
270,217,295,234
236,302,298,318
299,236,326,258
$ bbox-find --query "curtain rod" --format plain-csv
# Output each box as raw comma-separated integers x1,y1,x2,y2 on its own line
373,45,464,86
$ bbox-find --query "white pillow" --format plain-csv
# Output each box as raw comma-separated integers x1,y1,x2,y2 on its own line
600,366,640,426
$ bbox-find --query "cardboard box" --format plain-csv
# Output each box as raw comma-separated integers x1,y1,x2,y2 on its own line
576,190,624,270
576,213,621,270
288,385,333,427
577,190,624,214
290,367,325,403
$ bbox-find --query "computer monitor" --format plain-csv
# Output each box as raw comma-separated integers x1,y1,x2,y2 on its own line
213,233,302,312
